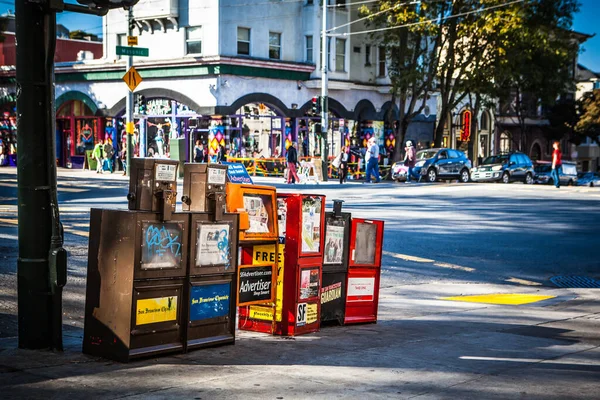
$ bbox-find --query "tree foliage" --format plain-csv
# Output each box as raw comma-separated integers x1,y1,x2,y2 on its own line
575,90,600,144
360,0,581,155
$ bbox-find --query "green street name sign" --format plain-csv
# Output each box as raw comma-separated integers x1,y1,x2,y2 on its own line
116,45,149,57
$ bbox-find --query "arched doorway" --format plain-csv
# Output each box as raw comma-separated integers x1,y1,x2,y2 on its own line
531,142,542,161
478,110,491,163
499,131,512,153
56,99,103,168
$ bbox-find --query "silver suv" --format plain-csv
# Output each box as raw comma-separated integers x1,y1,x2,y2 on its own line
471,152,535,184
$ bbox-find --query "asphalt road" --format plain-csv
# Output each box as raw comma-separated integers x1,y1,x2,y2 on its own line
1,168,599,338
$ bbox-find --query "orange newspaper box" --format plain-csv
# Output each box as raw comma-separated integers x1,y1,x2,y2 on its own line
226,183,279,334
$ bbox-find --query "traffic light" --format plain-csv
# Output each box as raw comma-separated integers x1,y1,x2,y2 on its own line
139,95,147,114
311,96,321,115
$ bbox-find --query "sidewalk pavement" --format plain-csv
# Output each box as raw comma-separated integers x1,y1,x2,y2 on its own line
1,282,599,399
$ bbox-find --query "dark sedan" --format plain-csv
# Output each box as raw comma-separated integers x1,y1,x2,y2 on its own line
416,148,472,183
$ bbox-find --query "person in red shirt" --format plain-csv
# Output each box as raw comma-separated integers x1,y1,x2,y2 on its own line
551,141,562,188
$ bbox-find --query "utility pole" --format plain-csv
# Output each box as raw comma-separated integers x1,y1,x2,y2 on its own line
321,0,329,182
126,6,134,176
16,0,66,351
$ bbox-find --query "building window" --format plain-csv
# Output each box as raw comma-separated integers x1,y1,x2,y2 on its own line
378,46,386,77
237,27,250,55
306,35,313,63
365,45,371,66
307,0,313,4
480,111,489,131
185,26,202,55
335,38,346,72
269,32,281,60
500,132,511,153
594,81,600,90
116,34,126,59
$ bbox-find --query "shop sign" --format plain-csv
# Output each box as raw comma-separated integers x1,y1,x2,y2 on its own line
136,296,177,325
221,162,253,184
190,284,230,321
238,265,274,306
347,277,375,302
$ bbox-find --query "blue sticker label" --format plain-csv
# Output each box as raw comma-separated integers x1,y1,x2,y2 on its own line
222,162,253,184
190,283,230,321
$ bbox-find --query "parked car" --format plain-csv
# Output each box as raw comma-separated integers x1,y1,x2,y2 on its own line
416,148,472,183
534,161,578,186
471,152,535,184
577,172,600,187
390,161,409,182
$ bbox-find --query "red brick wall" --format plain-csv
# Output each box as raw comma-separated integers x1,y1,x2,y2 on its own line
0,33,102,66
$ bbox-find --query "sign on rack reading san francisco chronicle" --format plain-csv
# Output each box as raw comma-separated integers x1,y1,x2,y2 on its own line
237,265,274,306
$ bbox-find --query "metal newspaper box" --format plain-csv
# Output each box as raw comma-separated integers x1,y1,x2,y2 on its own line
275,193,326,336
127,158,179,217
321,200,352,325
182,163,239,351
226,183,279,334
83,209,188,362
345,218,385,324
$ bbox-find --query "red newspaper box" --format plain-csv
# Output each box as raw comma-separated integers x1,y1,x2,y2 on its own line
345,218,384,324
275,193,326,336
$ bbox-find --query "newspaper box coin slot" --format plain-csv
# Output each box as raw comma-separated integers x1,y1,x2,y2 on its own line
127,158,179,219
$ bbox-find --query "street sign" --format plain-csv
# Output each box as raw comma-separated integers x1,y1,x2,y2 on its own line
123,66,142,92
116,45,149,57
127,36,138,46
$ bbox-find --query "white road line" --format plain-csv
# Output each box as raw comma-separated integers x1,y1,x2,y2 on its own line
382,250,434,263
433,262,475,272
505,277,542,286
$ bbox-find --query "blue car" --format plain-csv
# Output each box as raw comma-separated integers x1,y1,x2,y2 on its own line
416,148,472,183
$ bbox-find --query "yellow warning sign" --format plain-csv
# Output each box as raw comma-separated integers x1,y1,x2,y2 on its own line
442,293,555,306
136,296,177,325
306,303,318,324
127,36,138,46
249,305,274,321
125,121,135,134
122,66,142,92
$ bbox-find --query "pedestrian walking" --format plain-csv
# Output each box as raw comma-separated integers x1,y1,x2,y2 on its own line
334,146,349,184
286,142,300,184
551,141,562,188
92,139,104,174
193,140,205,163
404,140,420,183
103,139,115,173
364,137,381,183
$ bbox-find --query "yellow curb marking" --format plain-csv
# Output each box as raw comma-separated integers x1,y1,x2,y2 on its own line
505,277,542,286
442,293,555,305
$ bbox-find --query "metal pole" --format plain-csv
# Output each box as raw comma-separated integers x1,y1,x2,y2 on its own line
16,0,64,350
126,6,134,176
321,0,329,181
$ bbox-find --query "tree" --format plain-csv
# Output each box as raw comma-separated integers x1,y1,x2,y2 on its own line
360,1,443,162
493,0,580,152
575,90,600,145
69,30,99,42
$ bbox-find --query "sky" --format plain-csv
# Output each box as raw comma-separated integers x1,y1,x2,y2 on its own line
1,0,600,72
